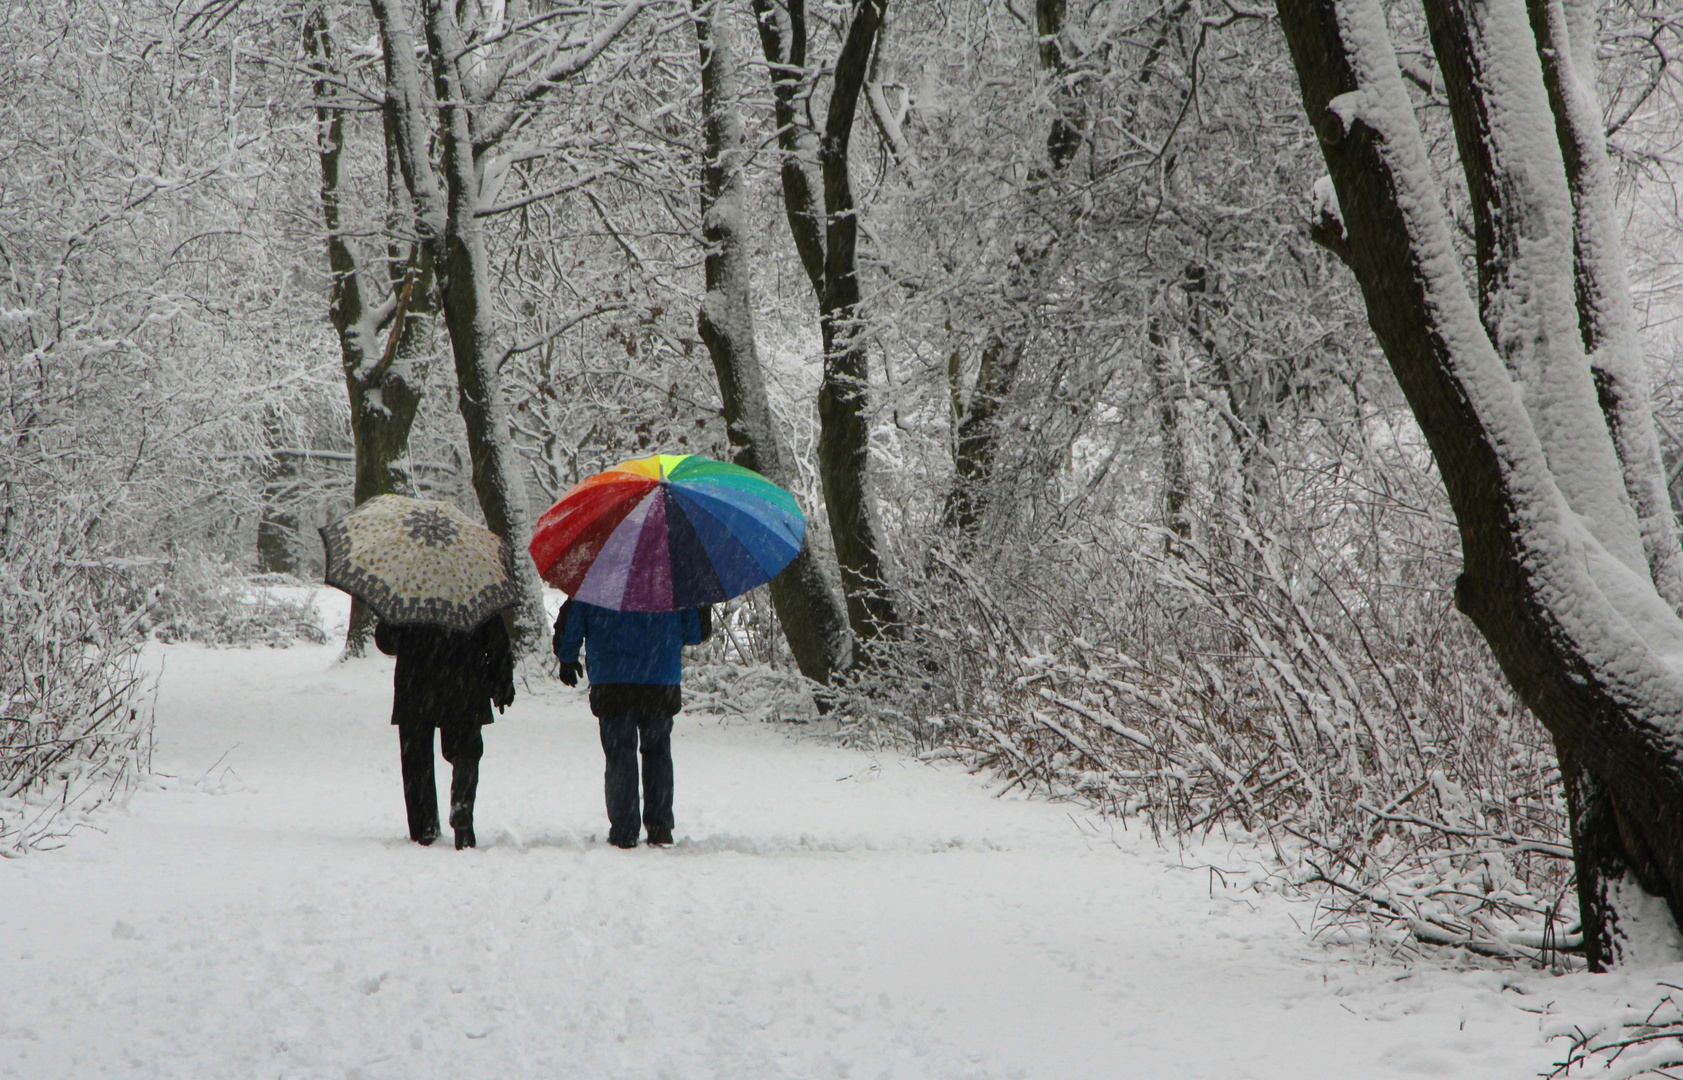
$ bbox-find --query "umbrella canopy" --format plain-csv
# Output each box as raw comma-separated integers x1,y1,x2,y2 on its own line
529,453,805,611
321,494,521,632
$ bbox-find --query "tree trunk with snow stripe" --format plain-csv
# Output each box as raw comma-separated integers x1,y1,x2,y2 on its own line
306,6,430,657
692,0,852,686
1278,0,1683,967
815,0,900,649
368,0,648,650
753,0,901,654
418,0,548,647
1526,0,1683,619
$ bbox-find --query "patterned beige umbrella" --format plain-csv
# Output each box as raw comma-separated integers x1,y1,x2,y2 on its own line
320,495,521,632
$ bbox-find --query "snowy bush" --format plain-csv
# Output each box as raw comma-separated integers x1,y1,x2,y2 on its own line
683,595,826,723
143,555,327,648
833,468,1578,968
1548,992,1683,1079
0,499,153,855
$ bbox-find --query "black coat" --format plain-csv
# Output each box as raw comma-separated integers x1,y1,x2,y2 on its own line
375,616,515,727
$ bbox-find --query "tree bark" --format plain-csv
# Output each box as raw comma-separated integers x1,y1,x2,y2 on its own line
1526,0,1683,617
1277,0,1683,967
307,6,428,656
947,326,1025,537
694,0,852,684
751,0,827,296
369,0,550,649
1147,315,1191,549
1035,0,1084,171
817,0,899,647
754,0,899,652
423,0,548,647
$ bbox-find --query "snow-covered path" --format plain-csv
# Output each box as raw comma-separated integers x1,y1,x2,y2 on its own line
0,633,1643,1078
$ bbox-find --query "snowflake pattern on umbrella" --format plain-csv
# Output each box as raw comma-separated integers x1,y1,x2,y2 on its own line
403,506,460,548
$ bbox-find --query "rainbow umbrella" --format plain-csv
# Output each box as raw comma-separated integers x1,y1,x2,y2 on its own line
529,453,805,611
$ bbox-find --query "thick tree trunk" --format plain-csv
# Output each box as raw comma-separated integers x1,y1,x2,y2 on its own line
1526,0,1683,617
1527,0,1683,960
341,253,431,653
694,0,852,684
817,0,899,647
754,0,898,652
307,7,427,656
371,0,549,650
1278,0,1683,967
1421,0,1642,569
1421,0,1678,966
427,8,547,647
1559,741,1655,969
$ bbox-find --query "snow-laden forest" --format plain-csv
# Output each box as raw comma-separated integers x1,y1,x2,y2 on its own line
6,0,1683,1074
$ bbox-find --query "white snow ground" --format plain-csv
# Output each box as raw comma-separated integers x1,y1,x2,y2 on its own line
3,596,1678,1078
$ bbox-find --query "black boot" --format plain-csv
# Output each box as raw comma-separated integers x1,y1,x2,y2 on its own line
450,802,475,850
646,825,673,847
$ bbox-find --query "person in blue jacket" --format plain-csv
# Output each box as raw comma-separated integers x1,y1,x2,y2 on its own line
553,599,711,848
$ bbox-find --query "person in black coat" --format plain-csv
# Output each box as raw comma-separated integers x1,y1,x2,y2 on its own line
375,613,515,849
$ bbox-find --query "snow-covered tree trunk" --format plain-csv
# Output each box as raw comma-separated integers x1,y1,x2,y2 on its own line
750,0,826,295
1527,0,1683,617
418,0,549,646
754,0,900,651
372,0,642,649
693,0,852,684
306,7,429,655
1278,0,1683,967
367,0,651,650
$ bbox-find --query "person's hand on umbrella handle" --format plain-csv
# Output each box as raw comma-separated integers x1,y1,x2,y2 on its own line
558,661,582,687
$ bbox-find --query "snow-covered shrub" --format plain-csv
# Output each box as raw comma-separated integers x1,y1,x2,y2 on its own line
143,555,326,648
0,497,153,855
1547,990,1683,1079
682,594,825,723
837,452,1577,968
0,0,327,849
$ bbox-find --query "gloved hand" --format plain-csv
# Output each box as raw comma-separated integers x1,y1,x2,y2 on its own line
558,661,583,687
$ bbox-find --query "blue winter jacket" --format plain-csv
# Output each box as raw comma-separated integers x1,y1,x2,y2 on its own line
553,600,704,686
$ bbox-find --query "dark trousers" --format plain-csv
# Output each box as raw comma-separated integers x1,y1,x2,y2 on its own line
398,723,483,842
598,713,674,846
